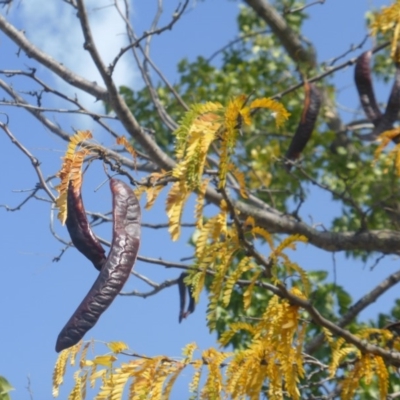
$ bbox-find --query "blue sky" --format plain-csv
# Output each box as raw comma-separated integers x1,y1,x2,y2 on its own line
0,0,394,399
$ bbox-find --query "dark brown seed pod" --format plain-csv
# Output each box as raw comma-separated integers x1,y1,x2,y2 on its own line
178,272,186,323
371,62,400,140
66,181,106,271
385,321,400,336
354,51,383,125
178,272,196,323
187,286,196,316
285,82,322,170
56,178,141,352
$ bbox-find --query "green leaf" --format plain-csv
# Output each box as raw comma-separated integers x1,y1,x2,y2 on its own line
0,376,14,400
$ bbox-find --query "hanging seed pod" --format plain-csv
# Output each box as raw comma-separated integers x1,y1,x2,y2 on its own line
285,82,321,170
178,272,196,323
66,181,106,271
56,179,141,352
372,62,400,140
354,51,383,125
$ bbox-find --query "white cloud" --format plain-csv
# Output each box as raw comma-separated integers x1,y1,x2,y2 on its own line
14,0,139,115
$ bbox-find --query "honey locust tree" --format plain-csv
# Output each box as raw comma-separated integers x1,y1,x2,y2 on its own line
2,0,400,399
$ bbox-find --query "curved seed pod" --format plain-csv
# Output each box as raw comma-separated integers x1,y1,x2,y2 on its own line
372,62,400,140
285,82,322,170
354,51,382,125
186,287,196,316
178,273,187,323
66,181,106,271
56,179,141,352
385,321,400,336
178,272,196,323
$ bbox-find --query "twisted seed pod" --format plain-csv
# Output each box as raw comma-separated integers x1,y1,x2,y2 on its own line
372,62,400,140
354,51,383,125
285,82,321,170
56,179,141,352
187,287,196,317
66,181,106,271
178,273,186,323
178,272,196,323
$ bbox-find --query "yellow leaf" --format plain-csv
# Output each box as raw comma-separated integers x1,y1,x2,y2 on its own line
93,355,117,368
281,320,295,329
371,1,400,60
107,341,129,354
374,355,389,399
182,342,197,363
162,364,185,399
145,184,165,210
239,106,252,126
284,264,310,296
166,181,190,241
243,270,261,310
249,97,290,127
55,132,92,225
133,185,147,202
230,163,248,198
251,226,274,249
116,136,137,170
222,256,252,308
68,374,83,400
189,360,203,396
224,96,245,135
194,178,210,229
174,101,222,159
52,347,72,397
244,216,255,230
79,342,91,369
89,368,106,388
82,360,94,367
374,128,400,160
69,341,82,366
273,234,307,257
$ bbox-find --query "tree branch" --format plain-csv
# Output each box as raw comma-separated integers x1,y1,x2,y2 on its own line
0,13,108,101
0,122,56,202
243,278,400,366
120,275,179,298
109,0,189,75
305,267,400,354
244,0,316,66
75,0,176,170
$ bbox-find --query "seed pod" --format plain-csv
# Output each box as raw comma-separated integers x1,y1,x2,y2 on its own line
66,181,106,271
354,51,382,125
178,272,196,323
372,62,400,139
178,273,186,323
56,179,141,352
385,321,400,336
187,286,196,316
285,82,322,170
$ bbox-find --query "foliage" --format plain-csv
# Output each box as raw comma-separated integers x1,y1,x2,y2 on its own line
51,1,400,398
370,0,400,61
54,85,397,398
0,376,14,400
3,0,400,398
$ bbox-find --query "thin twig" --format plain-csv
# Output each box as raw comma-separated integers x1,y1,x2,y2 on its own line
120,276,179,298
305,268,400,354
0,122,56,201
241,278,400,365
284,0,325,15
271,41,391,100
0,185,40,211
77,0,176,169
207,28,270,63
109,0,189,75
